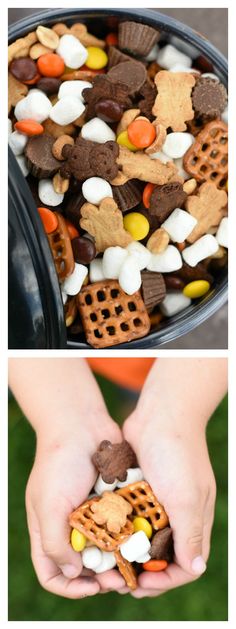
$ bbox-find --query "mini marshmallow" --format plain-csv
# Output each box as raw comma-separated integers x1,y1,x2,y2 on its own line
82,177,113,205
102,246,128,279
201,72,220,82
147,245,182,273
119,256,142,295
174,157,190,181
38,179,64,207
149,150,170,163
170,36,198,59
126,241,151,270
81,117,116,143
9,131,28,156
62,263,88,296
58,80,92,102
8,119,12,136
136,552,151,563
160,292,191,317
216,217,228,248
163,132,194,159
157,44,191,70
16,155,29,177
120,531,151,563
117,467,144,488
82,546,103,570
61,289,68,305
89,258,106,283
221,105,228,124
162,208,197,243
95,551,117,574
145,43,159,62
169,64,200,74
14,91,52,123
57,34,88,69
50,96,85,125
94,474,118,495
183,234,219,267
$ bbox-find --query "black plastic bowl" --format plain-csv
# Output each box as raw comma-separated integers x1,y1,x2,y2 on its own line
8,8,228,349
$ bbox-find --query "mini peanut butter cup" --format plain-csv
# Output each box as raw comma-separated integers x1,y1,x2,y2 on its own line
118,21,160,57
24,134,61,178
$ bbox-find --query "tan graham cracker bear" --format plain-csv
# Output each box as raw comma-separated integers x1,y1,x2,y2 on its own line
152,71,196,132
80,197,132,252
186,181,228,243
116,146,181,185
90,491,133,534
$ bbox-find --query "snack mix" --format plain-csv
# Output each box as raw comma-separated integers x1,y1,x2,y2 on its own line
69,439,173,590
8,19,228,347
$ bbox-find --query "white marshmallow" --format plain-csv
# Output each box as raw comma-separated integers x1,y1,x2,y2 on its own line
82,177,113,205
95,551,116,574
160,292,191,317
136,552,151,563
163,132,194,159
102,246,128,279
216,217,228,248
14,91,52,123
57,34,88,69
117,467,144,488
183,234,219,267
50,96,85,125
221,105,228,124
58,80,92,102
16,155,29,177
8,119,12,136
89,258,106,282
81,117,116,143
127,241,151,270
61,289,68,305
170,36,198,59
157,44,191,70
174,157,189,181
38,179,64,207
62,263,88,296
120,531,151,563
169,64,199,74
201,72,220,82
82,547,103,570
162,208,197,243
149,150,170,163
147,245,182,273
9,131,28,156
119,256,142,295
94,474,118,495
145,43,159,62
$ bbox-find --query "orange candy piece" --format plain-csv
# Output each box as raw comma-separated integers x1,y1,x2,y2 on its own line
37,53,65,77
38,207,58,234
143,182,156,209
14,119,44,136
105,32,119,46
142,560,168,572
127,119,156,149
64,219,79,240
23,72,41,85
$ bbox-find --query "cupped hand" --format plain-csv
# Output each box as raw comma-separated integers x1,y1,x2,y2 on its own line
121,412,216,598
25,412,126,598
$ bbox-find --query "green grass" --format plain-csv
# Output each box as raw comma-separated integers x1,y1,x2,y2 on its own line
8,381,228,621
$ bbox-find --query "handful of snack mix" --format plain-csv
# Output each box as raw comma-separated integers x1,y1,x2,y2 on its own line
8,19,228,347
69,440,173,590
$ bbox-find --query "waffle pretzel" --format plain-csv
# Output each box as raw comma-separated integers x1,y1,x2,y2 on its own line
114,549,137,590
183,119,228,189
69,497,134,551
76,280,151,348
47,212,74,281
116,481,169,530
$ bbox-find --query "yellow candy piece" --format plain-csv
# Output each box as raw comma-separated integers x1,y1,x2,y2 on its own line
124,212,150,241
117,130,138,152
183,280,210,299
133,516,152,539
71,528,86,552
86,46,108,69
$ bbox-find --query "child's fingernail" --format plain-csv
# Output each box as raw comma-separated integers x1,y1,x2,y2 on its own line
61,564,80,578
191,556,207,575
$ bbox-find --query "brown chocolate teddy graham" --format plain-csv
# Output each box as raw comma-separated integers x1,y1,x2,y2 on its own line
92,440,137,484
60,136,119,182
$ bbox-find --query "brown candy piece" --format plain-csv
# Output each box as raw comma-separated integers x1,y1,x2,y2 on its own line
112,179,143,212
171,262,213,284
164,275,185,290
107,60,147,97
141,271,166,313
82,74,131,121
95,98,123,122
192,77,227,119
24,134,61,178
92,440,137,484
108,45,131,69
118,20,159,57
149,182,187,222
150,528,174,562
138,81,156,121
9,56,37,82
61,136,119,183
37,77,62,95
72,236,96,264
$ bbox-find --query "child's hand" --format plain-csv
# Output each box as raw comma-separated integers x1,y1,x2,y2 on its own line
25,413,126,598
122,412,216,598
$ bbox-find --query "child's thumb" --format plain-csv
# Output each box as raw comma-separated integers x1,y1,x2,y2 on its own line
171,510,207,577
40,515,83,579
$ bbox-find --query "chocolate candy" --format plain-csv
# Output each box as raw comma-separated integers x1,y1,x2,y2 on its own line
95,98,123,122
107,60,147,97
192,77,227,119
149,183,188,222
10,57,37,82
37,77,62,95
72,236,96,264
60,136,119,183
164,275,185,290
141,270,166,313
82,74,131,121
24,134,61,178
